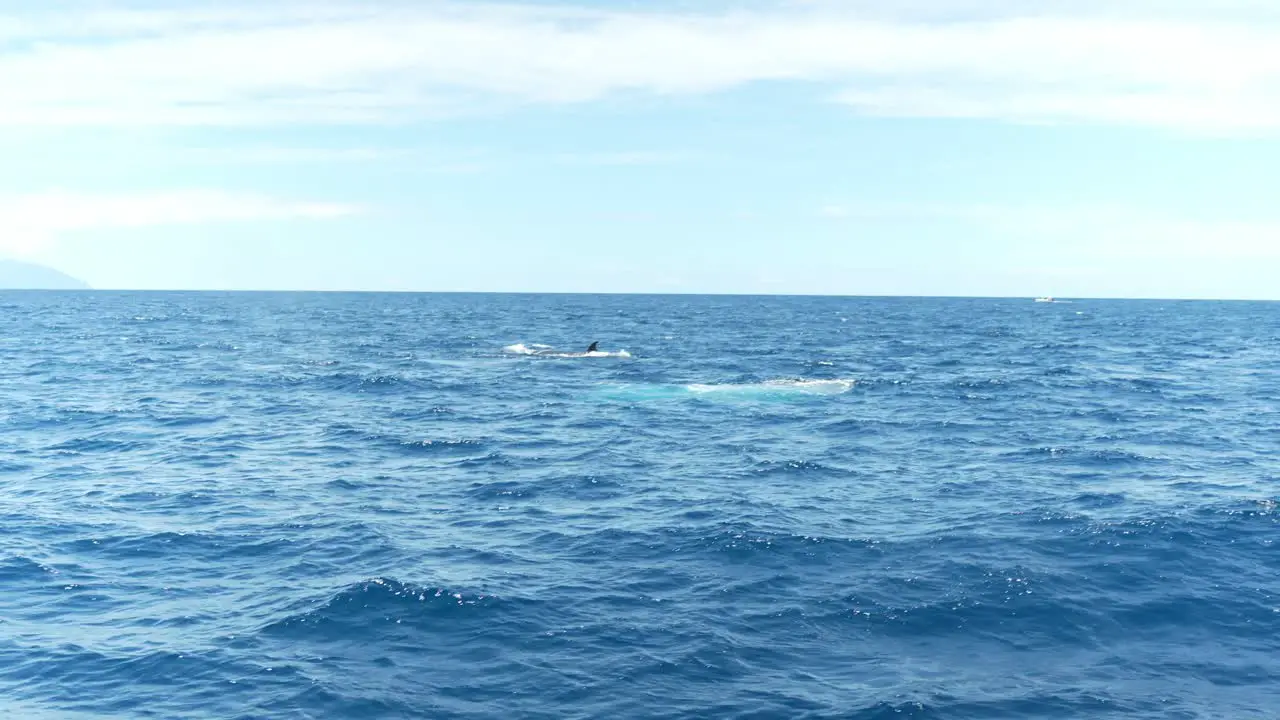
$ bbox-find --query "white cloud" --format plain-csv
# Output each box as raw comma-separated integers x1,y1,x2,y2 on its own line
170,145,492,174
552,151,686,167
1020,210,1280,260
1,1,1280,131
179,146,397,164
0,190,360,257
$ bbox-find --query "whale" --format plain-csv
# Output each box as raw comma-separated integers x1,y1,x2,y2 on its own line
503,342,630,359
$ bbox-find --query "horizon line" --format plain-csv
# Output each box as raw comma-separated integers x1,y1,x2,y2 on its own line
0,288,1276,302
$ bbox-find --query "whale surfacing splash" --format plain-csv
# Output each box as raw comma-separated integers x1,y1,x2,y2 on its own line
595,378,856,402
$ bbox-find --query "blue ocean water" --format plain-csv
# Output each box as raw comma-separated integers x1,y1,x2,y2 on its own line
1,292,1277,719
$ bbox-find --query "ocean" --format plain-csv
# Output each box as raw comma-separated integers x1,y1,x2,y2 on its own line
1,291,1277,719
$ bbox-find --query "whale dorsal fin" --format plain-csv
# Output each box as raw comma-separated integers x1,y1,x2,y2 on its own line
587,341,599,353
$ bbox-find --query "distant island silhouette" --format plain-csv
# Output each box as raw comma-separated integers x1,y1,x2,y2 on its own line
0,260,90,290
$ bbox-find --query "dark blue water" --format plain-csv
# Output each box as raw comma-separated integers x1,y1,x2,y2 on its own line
1,292,1277,719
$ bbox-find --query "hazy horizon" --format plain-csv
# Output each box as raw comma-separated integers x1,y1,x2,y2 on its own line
5,259,1277,303
4,1,1280,299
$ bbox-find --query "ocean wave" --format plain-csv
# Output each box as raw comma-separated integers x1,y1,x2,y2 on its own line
259,578,505,642
396,438,489,457
840,694,1123,719
47,436,155,455
0,555,61,584
747,459,845,477
62,531,295,562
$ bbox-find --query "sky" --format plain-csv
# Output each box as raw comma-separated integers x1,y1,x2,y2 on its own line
2,0,1280,298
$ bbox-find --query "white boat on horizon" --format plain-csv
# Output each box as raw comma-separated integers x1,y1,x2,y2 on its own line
1035,296,1056,303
